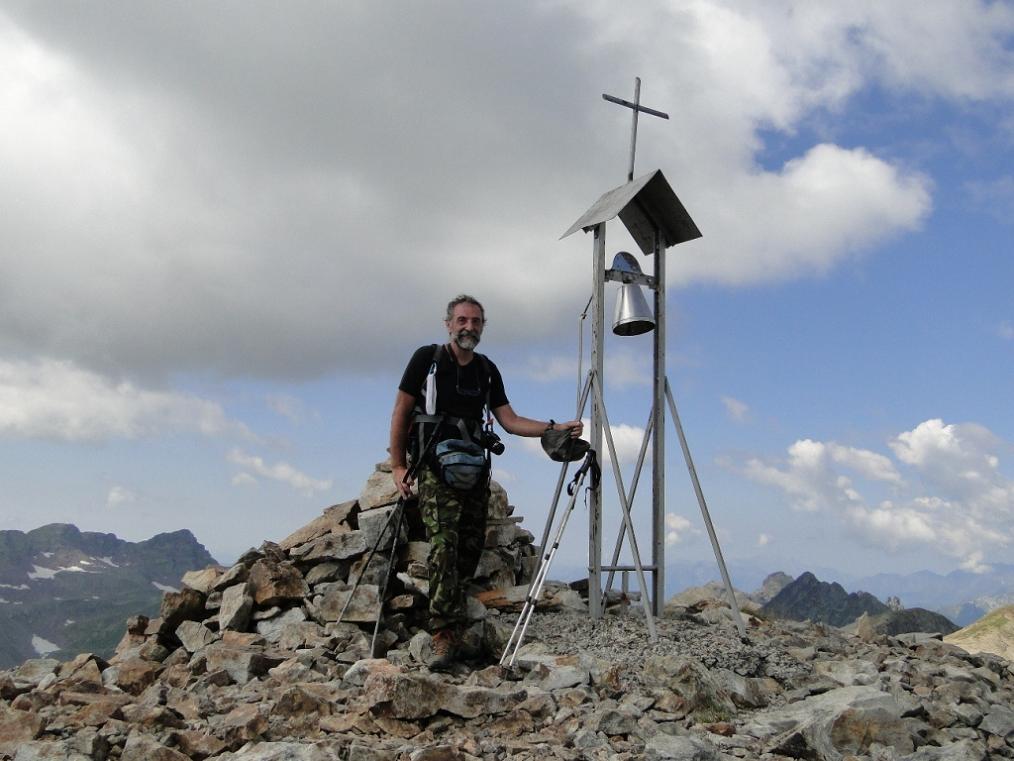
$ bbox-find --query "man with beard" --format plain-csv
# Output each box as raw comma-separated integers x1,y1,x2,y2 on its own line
389,294,582,669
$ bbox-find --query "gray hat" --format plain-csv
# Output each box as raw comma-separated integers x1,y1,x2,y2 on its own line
541,427,591,462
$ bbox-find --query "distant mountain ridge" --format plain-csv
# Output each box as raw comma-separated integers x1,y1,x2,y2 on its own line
0,523,216,668
660,560,1014,628
829,565,1014,626
944,605,1014,660
761,571,890,627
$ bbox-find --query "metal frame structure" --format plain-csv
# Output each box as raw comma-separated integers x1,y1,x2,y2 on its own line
541,79,747,636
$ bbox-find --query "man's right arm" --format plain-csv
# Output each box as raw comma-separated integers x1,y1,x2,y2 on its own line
389,389,417,498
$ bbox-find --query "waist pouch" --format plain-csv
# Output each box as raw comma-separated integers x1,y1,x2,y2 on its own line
433,439,487,491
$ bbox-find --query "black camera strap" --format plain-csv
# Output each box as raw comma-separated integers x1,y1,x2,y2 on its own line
568,450,601,497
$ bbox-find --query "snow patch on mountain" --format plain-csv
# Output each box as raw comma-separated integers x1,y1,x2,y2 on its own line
27,564,91,580
31,635,60,656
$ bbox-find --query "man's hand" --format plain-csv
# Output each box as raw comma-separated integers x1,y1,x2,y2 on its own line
558,419,584,438
392,464,414,499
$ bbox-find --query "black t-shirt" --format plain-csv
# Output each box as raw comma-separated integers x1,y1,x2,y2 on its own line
398,344,509,422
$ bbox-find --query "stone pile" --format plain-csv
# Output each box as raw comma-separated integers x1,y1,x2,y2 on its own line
2,463,1014,760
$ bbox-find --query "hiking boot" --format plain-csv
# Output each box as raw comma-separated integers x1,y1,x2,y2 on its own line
429,628,458,672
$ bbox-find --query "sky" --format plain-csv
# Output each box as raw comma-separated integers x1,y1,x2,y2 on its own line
0,1,1012,592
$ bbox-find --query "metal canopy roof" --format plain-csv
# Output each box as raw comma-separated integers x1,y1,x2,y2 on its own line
561,169,702,255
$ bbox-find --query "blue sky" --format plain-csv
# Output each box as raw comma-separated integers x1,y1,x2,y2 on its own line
0,2,1011,590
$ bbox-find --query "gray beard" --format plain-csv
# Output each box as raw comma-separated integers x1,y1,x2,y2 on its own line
454,331,480,351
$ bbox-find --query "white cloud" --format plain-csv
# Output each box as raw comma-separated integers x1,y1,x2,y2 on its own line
266,394,313,424
524,355,579,384
828,443,903,485
721,396,749,422
227,449,332,496
0,3,988,379
757,533,771,547
0,358,249,442
523,348,651,391
604,350,652,390
231,472,258,488
960,551,991,575
588,419,648,469
106,486,136,509
491,468,517,484
665,513,694,546
745,419,1014,569
889,419,1010,506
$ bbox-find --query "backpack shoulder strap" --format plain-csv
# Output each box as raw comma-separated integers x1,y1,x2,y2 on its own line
476,352,493,419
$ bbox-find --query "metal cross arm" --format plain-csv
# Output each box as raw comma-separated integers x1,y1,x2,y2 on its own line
603,77,670,181
602,93,670,121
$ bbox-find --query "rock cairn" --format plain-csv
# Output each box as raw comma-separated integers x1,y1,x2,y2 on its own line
2,463,1014,760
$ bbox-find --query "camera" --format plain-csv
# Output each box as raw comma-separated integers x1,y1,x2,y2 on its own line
478,429,505,456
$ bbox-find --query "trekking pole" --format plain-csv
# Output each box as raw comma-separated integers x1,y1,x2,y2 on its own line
500,451,599,668
335,427,441,631
369,498,408,656
334,494,405,628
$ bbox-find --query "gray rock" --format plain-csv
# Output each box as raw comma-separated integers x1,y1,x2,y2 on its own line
291,530,368,562
212,562,249,591
248,559,309,606
744,685,913,759
12,659,60,688
14,742,93,761
899,739,988,760
979,705,1014,738
159,587,206,631
180,567,222,594
120,731,190,761
255,607,308,640
357,504,409,550
279,500,356,551
175,620,217,653
203,644,285,684
642,656,736,722
362,670,447,720
314,584,381,623
359,470,400,510
219,582,254,631
644,733,720,760
588,706,638,735
304,561,344,585
487,480,510,519
342,658,402,688
209,741,337,760
439,684,527,718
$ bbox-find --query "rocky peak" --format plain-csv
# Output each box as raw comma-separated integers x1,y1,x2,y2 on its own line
762,571,890,627
752,571,794,605
2,465,1014,760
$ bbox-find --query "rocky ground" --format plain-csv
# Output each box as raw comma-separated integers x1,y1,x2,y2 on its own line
2,464,1013,760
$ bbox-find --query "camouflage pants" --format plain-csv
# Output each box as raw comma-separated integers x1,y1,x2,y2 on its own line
417,466,489,629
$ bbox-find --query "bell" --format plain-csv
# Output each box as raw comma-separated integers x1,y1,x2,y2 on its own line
610,252,655,336
613,283,655,336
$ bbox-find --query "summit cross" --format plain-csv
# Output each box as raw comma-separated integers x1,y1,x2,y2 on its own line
602,77,669,182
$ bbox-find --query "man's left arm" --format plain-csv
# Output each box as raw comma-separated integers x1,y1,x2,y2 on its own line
492,404,583,438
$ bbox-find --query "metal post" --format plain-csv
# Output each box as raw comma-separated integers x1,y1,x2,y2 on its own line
588,223,606,619
627,77,641,182
665,379,748,637
652,228,666,615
